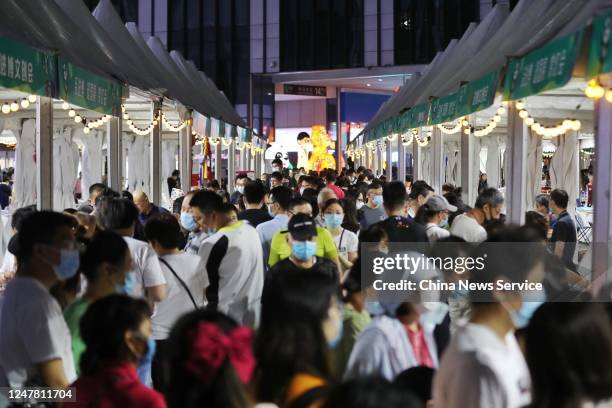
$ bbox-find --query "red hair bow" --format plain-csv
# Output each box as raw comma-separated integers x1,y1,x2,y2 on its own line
184,321,255,384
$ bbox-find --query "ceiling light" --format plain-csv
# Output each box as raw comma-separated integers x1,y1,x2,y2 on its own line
366,83,371,87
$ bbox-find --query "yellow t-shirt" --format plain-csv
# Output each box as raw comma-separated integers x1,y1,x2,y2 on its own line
268,226,338,267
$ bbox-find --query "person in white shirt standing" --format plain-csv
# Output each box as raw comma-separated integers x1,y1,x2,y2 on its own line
414,194,456,242
191,190,264,328
450,187,504,243
96,198,167,303
0,212,79,390
144,213,207,393
433,226,547,408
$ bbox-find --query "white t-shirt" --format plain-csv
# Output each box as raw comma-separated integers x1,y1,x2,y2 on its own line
331,228,358,260
433,323,531,408
124,237,166,298
425,223,451,242
450,213,487,242
0,253,16,277
0,277,76,387
151,253,208,340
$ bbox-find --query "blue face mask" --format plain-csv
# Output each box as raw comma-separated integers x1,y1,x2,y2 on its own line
291,241,317,261
52,249,80,281
180,212,198,232
510,300,545,329
372,195,383,207
206,227,217,235
324,213,343,229
139,336,157,366
438,216,449,228
328,316,343,349
366,301,385,316
118,271,136,296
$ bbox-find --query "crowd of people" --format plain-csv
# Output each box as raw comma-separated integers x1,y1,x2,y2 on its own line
0,162,610,408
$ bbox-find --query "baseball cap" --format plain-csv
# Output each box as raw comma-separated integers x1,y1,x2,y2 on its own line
425,194,457,212
288,213,317,241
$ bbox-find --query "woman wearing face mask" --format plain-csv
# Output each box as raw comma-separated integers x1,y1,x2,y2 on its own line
70,294,165,407
64,231,132,376
414,195,456,242
322,199,358,277
255,271,342,408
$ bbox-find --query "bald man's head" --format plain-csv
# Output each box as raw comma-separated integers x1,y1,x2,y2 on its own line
317,187,337,206
133,191,152,214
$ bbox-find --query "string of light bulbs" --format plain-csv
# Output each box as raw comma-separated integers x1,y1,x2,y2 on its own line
585,78,612,102
121,105,159,136
61,100,109,134
514,100,581,137
161,112,188,132
0,95,37,114
437,118,464,134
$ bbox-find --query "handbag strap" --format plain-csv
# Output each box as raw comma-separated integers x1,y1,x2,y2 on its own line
158,258,198,309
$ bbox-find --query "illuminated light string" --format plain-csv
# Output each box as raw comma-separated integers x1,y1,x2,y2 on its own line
437,117,464,134
1,94,39,114
585,78,612,102
60,100,108,135
514,100,581,138
460,106,506,137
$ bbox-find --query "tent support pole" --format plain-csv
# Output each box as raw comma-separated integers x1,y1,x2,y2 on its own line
398,134,406,184
214,142,222,183
228,138,236,193
413,133,421,181
378,144,384,177
336,88,343,174
591,98,612,296
386,138,392,180
179,113,193,192
506,101,528,224
107,116,122,192
432,127,444,192
365,145,371,170
36,96,53,210
460,122,474,206
150,102,162,205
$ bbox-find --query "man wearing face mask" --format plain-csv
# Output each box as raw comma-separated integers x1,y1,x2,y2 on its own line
256,186,293,267
418,195,456,242
358,181,387,229
180,190,209,255
433,226,546,408
190,190,264,327
230,174,250,206
450,187,504,243
268,214,338,281
0,212,79,389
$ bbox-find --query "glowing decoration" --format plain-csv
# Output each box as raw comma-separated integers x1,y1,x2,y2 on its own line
28,95,37,103
61,101,70,110
68,109,76,117
307,125,336,171
585,79,605,99
1,104,10,114
606,89,612,103
20,99,29,109
10,102,18,112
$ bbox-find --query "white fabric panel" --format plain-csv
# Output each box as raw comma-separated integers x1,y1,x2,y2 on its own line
53,127,79,211
420,146,433,186
470,137,483,206
525,131,543,211
445,141,460,186
13,119,36,208
550,131,579,214
126,135,151,196
484,135,503,189
79,129,105,197
161,140,178,208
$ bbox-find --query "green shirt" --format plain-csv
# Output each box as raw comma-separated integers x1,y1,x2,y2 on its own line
334,304,371,375
63,297,90,375
268,226,339,267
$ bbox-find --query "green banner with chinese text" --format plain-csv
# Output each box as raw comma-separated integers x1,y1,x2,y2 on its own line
586,12,612,79
430,91,460,125
457,69,501,116
0,36,56,97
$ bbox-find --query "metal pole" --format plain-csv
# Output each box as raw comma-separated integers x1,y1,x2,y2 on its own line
506,101,528,224
107,116,122,192
386,137,392,180
398,134,406,183
460,123,473,205
432,126,444,192
336,88,342,173
412,132,421,181
365,145,371,170
179,112,193,192
36,96,53,210
150,102,162,204
591,98,612,295
214,142,222,182
228,138,236,193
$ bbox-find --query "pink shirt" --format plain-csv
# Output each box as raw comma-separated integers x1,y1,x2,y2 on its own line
405,324,434,368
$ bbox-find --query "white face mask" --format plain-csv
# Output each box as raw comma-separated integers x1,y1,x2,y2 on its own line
272,166,281,172
356,200,364,210
236,185,244,194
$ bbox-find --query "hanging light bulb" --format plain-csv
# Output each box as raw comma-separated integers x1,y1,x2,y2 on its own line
1,104,10,114
20,99,30,109
61,101,70,110
463,128,470,135
518,110,529,119
123,113,129,120
515,101,524,110
68,109,76,118
461,119,469,127
102,115,109,123
27,95,37,103
83,127,90,134
74,115,82,123
87,121,94,128
570,120,581,131
493,115,501,123
10,102,19,112
606,89,612,103
496,107,506,115
525,117,535,126
561,119,573,129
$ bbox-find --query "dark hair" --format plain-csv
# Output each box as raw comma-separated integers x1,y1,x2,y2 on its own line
271,158,283,167
526,302,612,408
474,187,504,209
550,189,569,209
172,169,180,177
243,181,266,205
80,230,129,282
94,188,121,208
414,202,443,225
190,190,224,214
80,295,151,375
394,366,435,405
166,310,251,408
121,190,134,202
235,173,249,182
270,171,283,182
325,172,336,183
88,183,107,196
223,202,239,216
405,176,413,183
145,213,184,249
323,376,421,408
206,179,221,190
535,194,549,210
339,198,359,233
11,205,37,231
296,190,318,216
255,271,338,404
408,180,433,200
525,211,548,241
367,180,383,191
382,181,407,211
96,198,139,231
17,211,76,263
173,195,185,214
269,186,293,211
297,132,310,141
